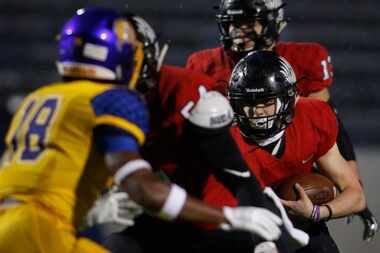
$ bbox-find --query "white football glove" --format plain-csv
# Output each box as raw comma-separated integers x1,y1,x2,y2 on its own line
221,206,283,241
263,187,310,247
86,187,143,227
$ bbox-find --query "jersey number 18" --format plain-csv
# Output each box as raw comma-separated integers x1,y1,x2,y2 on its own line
5,96,60,163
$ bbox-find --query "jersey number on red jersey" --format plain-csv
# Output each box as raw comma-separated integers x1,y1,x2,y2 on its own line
320,56,333,81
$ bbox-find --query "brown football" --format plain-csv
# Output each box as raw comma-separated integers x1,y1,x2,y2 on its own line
276,173,338,205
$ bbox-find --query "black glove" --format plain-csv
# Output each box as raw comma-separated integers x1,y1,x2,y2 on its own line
358,207,378,242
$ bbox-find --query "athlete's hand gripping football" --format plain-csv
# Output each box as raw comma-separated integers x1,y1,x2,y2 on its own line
280,183,314,219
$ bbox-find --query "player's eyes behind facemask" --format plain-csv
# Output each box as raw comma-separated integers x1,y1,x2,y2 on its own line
229,20,260,37
231,20,257,30
242,98,279,130
228,20,262,52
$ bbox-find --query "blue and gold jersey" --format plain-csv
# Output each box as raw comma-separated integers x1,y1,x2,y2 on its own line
0,80,148,227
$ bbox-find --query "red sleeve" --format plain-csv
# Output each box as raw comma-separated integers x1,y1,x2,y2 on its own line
185,52,199,71
186,50,209,73
310,100,338,158
186,48,232,96
298,43,333,95
277,42,334,96
158,65,222,135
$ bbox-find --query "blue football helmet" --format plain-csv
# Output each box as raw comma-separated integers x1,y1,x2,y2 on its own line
57,7,144,87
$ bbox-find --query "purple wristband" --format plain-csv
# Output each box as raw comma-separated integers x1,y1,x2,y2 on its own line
310,205,321,222
315,205,321,222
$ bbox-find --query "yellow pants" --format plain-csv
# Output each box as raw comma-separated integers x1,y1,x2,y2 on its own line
0,202,110,253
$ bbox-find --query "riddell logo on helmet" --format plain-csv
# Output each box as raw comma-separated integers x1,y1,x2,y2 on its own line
210,113,232,127
246,88,264,93
227,9,244,15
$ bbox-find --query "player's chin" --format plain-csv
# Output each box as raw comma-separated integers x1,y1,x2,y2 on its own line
232,40,255,52
249,121,268,130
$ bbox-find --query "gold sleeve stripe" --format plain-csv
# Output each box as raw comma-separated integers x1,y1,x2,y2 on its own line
95,115,145,145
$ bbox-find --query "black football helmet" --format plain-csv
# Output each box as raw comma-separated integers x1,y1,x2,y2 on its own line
216,0,288,53
228,50,296,141
125,13,167,93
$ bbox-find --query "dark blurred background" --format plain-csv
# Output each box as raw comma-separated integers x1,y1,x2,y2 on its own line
0,0,379,251
0,0,379,146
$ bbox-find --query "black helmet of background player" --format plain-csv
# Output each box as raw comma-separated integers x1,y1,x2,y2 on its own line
125,13,167,93
228,50,296,142
216,0,287,54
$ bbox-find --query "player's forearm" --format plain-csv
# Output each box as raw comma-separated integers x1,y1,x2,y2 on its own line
347,160,361,181
323,186,366,219
177,196,227,225
307,88,330,102
123,170,228,225
317,144,366,217
106,139,229,226
122,170,171,212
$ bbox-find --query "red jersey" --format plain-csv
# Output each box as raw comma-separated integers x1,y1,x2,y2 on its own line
186,42,333,97
202,98,338,207
142,64,222,182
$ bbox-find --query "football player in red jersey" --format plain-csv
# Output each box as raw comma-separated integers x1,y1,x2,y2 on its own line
202,50,366,253
186,0,377,241
101,14,310,253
